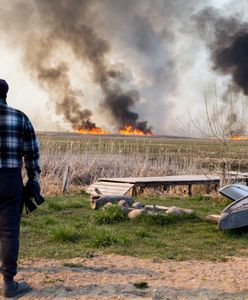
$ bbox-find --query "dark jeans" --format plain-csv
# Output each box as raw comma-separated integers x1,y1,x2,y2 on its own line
0,168,22,279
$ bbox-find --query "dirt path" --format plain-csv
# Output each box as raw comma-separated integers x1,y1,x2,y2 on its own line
7,254,248,299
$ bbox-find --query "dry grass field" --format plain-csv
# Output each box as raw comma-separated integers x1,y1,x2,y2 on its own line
37,132,248,196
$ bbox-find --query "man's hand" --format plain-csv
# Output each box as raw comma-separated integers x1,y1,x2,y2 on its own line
26,167,40,181
26,179,44,205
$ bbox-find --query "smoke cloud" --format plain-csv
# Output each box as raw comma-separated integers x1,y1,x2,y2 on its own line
0,0,238,134
195,7,248,96
26,0,150,132
0,0,159,133
0,0,199,133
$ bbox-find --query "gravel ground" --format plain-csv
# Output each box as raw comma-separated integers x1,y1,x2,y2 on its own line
4,254,248,299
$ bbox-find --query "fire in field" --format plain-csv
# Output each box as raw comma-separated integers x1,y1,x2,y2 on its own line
0,0,248,137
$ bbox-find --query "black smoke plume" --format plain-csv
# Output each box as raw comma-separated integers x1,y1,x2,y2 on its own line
195,8,248,96
5,0,153,133
0,0,205,134
214,32,248,94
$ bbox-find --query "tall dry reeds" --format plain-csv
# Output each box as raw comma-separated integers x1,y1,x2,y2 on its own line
38,138,201,196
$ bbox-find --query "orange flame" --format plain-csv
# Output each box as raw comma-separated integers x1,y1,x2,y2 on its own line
77,125,153,136
230,135,248,141
77,127,109,135
119,125,152,136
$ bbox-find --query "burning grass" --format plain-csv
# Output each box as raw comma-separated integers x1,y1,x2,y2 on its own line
76,125,152,136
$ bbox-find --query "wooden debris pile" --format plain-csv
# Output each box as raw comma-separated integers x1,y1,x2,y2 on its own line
90,194,194,219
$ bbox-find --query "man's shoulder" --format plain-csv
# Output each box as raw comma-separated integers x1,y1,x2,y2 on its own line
5,105,29,121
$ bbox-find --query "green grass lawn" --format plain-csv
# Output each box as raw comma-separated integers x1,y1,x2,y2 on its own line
20,194,248,262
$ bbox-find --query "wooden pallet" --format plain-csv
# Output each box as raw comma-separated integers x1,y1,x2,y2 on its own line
87,181,134,196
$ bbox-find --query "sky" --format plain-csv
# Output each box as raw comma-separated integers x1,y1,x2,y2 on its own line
0,0,245,135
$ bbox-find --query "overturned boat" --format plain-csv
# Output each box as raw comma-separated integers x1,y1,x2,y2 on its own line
218,184,248,230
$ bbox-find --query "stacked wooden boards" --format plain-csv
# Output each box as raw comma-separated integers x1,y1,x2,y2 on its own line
87,181,134,196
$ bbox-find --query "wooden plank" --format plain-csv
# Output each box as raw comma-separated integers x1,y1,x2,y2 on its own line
89,181,134,188
89,190,126,196
87,181,134,196
99,179,220,186
88,185,133,192
140,180,219,186
87,188,132,194
87,186,133,192
99,175,221,181
87,189,131,196
88,184,133,190
98,175,221,184
90,190,130,196
215,171,248,177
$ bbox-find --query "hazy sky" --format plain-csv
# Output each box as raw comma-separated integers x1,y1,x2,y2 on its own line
0,0,244,134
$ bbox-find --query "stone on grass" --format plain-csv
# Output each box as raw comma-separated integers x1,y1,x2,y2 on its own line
166,206,183,215
118,200,129,208
205,214,220,224
103,202,113,209
132,202,145,209
128,209,146,219
166,206,194,216
120,206,129,214
182,208,194,215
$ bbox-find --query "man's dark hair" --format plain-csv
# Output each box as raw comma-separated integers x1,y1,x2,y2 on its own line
0,79,9,100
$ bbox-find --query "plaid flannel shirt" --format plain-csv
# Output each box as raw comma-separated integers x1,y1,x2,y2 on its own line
0,99,40,177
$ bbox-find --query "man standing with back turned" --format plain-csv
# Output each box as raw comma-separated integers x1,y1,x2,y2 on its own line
0,79,40,297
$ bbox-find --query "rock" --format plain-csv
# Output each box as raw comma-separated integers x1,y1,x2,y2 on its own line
132,202,144,209
90,195,133,209
118,200,129,208
205,214,220,224
166,206,183,215
145,205,168,212
166,206,194,215
147,211,159,216
120,206,129,214
181,208,194,215
103,202,113,209
128,209,146,219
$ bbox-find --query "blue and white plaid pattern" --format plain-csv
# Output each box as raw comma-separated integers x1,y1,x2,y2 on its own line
0,100,40,171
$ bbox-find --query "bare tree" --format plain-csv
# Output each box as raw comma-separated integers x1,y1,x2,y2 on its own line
190,88,248,185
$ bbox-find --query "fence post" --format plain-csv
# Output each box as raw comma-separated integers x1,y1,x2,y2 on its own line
62,165,71,194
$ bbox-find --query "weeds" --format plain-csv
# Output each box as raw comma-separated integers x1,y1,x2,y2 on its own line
63,263,85,268
94,205,128,225
50,226,82,243
134,229,152,238
133,281,149,289
39,215,57,225
88,228,128,248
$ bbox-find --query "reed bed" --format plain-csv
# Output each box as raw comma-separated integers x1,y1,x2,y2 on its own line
37,134,248,196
